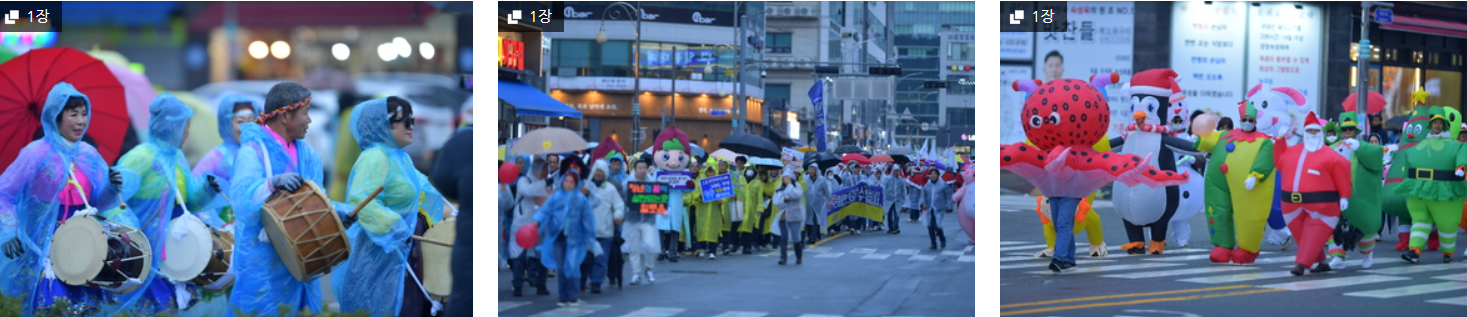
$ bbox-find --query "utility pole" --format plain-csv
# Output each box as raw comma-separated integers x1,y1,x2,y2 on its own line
672,46,678,127
1359,1,1390,137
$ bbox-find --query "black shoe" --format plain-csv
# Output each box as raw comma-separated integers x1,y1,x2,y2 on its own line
536,288,550,296
513,289,523,297
779,260,787,265
1290,264,1307,276
657,254,667,261
1127,248,1147,255
930,245,938,250
1446,255,1454,263
1047,260,1076,273
742,250,753,255
1403,249,1421,264
797,257,803,265
1310,262,1332,274
590,285,601,294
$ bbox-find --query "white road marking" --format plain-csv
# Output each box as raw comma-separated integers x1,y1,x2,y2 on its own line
958,255,974,262
1145,254,1214,262
500,301,531,312
910,255,937,261
1023,262,1185,275
711,311,770,317
616,307,688,317
815,252,845,258
1426,295,1467,306
1360,262,1467,275
851,248,877,254
1177,271,1297,284
862,253,892,260
1255,274,1410,291
999,241,1033,246
1101,266,1259,279
1432,273,1467,281
894,249,921,255
999,245,1049,251
528,304,613,317
941,250,965,256
1342,281,1467,298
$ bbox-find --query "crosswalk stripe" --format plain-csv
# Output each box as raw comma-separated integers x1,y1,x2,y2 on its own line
806,246,832,252
941,250,965,256
999,245,1048,251
528,304,613,317
964,245,974,252
999,241,1032,246
1146,254,1213,262
862,253,892,260
1255,274,1410,291
815,252,846,258
1426,295,1467,306
851,248,877,254
1342,281,1467,298
1100,266,1260,279
1073,244,1124,252
795,314,843,317
616,307,687,317
958,255,974,262
1250,256,1298,264
910,254,937,261
999,256,1044,262
500,301,531,312
1000,259,1115,270
1361,262,1467,275
1432,273,1467,281
1023,262,1184,274
1177,271,1296,284
893,249,920,255
711,311,770,317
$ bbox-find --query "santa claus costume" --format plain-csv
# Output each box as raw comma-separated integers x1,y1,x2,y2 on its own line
1272,113,1353,275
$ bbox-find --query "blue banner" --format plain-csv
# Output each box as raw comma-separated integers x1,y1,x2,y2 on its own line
699,174,735,202
810,80,826,152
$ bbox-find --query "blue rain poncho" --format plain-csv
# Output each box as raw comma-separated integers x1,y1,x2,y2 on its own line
0,82,136,315
534,172,595,280
331,98,447,316
226,119,352,316
107,94,228,314
192,94,263,228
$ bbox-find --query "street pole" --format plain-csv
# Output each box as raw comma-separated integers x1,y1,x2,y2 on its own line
1358,1,1382,138
672,46,678,127
598,1,644,148
734,2,743,135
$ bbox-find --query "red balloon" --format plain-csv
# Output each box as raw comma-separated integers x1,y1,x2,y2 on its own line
517,223,539,249
500,163,521,184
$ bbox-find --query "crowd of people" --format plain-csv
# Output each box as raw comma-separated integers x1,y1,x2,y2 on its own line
499,135,971,307
0,81,473,316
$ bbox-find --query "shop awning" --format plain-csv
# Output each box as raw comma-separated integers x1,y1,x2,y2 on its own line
499,79,582,118
1373,12,1467,39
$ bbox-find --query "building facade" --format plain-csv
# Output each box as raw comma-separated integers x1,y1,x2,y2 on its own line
938,30,975,147
892,1,974,145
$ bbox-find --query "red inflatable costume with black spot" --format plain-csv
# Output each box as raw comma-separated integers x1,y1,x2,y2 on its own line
1000,73,1191,272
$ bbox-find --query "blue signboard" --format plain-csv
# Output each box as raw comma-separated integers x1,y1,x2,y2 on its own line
1374,8,1392,24
699,174,735,202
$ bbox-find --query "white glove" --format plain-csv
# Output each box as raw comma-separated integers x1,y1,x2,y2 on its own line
1244,176,1258,190
1457,169,1464,178
258,230,270,243
1343,139,1360,151
1089,242,1109,257
1340,198,1349,210
73,206,98,218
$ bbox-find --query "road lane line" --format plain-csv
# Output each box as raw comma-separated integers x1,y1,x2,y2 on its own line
1360,262,1467,275
807,232,849,247
999,288,1285,316
1426,295,1467,306
1254,274,1410,291
998,285,1253,308
999,245,1049,251
1101,266,1259,279
1022,262,1185,275
528,304,613,317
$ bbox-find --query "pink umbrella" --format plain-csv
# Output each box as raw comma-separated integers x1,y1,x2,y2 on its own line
107,64,157,135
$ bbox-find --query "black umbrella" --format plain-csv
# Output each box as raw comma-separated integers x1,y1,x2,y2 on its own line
804,151,841,170
833,144,865,155
1385,115,1410,131
719,133,781,158
890,154,912,165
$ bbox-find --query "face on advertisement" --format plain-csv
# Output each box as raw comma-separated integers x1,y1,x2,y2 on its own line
1042,51,1065,82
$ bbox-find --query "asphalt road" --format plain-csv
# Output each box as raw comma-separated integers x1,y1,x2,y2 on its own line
997,194,1467,317
497,211,977,317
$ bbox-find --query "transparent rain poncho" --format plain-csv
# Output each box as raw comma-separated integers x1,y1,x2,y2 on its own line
331,98,447,316
0,82,136,315
106,93,227,314
226,115,351,316
191,94,263,228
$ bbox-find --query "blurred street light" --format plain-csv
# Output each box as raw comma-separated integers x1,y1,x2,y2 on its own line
393,37,411,58
270,41,291,59
248,41,268,60
420,43,435,60
378,43,397,61
332,43,350,61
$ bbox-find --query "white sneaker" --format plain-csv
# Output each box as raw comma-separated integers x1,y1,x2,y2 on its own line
568,299,581,307
1361,253,1375,269
630,274,642,285
646,271,656,283
1328,256,1347,270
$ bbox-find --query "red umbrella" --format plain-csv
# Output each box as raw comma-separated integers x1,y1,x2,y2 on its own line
870,154,895,164
840,153,871,165
0,47,128,166
1341,90,1386,115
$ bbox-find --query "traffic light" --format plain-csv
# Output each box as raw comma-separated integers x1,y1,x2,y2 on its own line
815,65,841,74
923,81,948,89
868,66,902,76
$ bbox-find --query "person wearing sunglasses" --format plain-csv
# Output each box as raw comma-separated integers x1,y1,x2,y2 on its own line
1320,110,1386,270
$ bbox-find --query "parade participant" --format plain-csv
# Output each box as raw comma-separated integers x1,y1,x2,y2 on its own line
838,160,865,235
1110,70,1204,255
881,164,906,234
192,94,263,228
1323,103,1386,269
1272,113,1353,276
1195,88,1297,264
1000,74,1190,272
531,160,596,307
904,163,925,223
1392,106,1467,264
1170,110,1217,248
651,128,693,262
760,166,782,249
0,82,130,315
686,157,727,260
547,154,562,177
722,158,747,255
803,164,831,243
1383,100,1431,252
511,155,549,296
623,157,660,285
918,169,949,250
581,159,624,293
772,169,805,265
1032,196,1107,258
737,164,764,254
111,94,229,313
226,82,355,316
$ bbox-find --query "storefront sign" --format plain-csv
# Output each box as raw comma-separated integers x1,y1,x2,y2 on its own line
1246,3,1323,111
1000,32,1033,61
1170,1,1247,119
500,38,525,71
1034,1,1133,138
560,4,736,27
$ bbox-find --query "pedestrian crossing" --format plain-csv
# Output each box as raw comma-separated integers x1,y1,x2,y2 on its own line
497,302,938,317
999,240,1467,307
746,245,974,262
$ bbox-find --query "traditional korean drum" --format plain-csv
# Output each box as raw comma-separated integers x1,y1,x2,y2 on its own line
421,217,456,302
193,226,235,290
50,215,151,294
261,181,350,282
160,215,213,283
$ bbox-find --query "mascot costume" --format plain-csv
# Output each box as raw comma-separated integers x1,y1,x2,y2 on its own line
1322,97,1386,269
1391,104,1467,264
1272,112,1353,275
1001,73,1190,273
1019,75,1123,259
652,127,695,251
955,165,976,243
1109,69,1204,255
1382,91,1447,252
1194,84,1303,264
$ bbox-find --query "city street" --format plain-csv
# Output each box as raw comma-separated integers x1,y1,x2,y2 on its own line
996,193,1467,316
497,212,976,317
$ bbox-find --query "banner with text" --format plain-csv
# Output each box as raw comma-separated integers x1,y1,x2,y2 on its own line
628,182,671,215
1034,2,1134,138
1000,66,1035,144
1246,2,1323,114
1170,1,1248,121
655,171,696,190
699,174,735,202
824,183,885,224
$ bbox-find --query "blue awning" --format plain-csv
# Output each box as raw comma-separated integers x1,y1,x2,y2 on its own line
498,79,582,118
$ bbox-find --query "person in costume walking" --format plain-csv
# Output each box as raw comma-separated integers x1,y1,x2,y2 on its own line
1391,106,1467,264
1196,100,1287,264
0,82,130,315
1323,106,1385,269
1272,113,1353,276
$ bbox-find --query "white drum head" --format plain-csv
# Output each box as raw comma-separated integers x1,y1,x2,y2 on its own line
51,216,107,286
160,215,212,281
422,217,456,300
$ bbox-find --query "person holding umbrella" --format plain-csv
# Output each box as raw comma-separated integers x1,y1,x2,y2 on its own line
0,82,129,315
192,94,263,228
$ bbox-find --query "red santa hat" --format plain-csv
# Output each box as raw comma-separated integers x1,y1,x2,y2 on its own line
1303,112,1323,131
1169,78,1185,104
1127,69,1179,97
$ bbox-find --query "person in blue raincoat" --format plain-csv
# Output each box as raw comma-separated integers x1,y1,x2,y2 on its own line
332,97,447,317
532,160,596,307
107,94,229,314
226,82,354,316
0,82,132,315
192,94,264,228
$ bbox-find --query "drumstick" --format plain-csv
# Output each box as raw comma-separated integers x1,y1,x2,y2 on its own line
412,235,452,247
348,186,387,218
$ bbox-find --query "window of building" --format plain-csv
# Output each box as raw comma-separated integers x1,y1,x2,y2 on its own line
946,107,975,127
830,2,844,26
946,75,974,95
766,84,791,101
900,47,938,57
948,42,973,62
767,33,792,54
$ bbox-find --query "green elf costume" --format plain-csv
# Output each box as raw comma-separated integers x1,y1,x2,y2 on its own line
1322,108,1386,269
1383,102,1429,251
1390,105,1467,264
